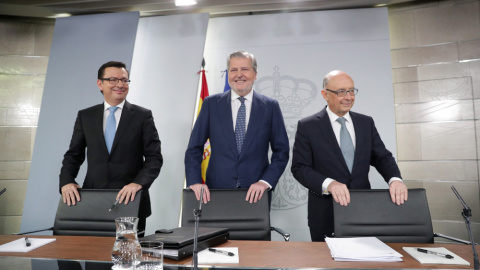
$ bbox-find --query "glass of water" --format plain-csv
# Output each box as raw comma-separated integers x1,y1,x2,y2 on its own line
138,241,163,270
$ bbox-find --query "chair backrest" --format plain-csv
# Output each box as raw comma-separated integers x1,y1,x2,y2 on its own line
333,188,434,243
181,189,271,240
53,189,142,237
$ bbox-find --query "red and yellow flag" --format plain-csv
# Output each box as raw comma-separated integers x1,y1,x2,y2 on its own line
197,69,210,183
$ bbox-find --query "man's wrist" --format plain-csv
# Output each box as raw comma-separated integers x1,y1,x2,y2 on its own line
259,180,272,190
322,178,335,195
388,177,403,185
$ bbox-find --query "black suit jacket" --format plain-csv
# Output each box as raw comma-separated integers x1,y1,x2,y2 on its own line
291,107,401,237
59,101,163,217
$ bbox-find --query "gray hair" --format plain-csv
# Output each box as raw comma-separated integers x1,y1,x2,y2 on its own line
227,51,257,73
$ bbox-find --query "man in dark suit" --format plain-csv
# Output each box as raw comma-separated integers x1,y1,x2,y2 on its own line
185,51,289,204
59,61,163,232
291,70,408,242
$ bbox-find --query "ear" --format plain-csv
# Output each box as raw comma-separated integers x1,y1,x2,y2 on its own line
321,89,328,101
97,79,103,90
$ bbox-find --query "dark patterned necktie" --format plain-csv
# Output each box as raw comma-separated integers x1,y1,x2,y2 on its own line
235,97,246,154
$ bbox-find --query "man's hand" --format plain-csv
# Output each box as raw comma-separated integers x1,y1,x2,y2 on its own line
246,181,269,203
327,181,350,206
189,183,210,204
389,181,408,205
61,183,81,206
117,183,143,204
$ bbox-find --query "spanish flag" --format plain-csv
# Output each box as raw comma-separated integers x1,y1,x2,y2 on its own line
197,69,210,183
223,69,230,92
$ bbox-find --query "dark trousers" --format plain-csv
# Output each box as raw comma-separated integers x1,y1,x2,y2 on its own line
309,226,326,242
138,217,146,238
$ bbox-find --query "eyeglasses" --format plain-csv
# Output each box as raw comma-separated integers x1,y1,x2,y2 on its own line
325,88,358,97
101,77,130,85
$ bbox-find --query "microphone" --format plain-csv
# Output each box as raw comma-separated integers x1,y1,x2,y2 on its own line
192,186,204,270
0,188,6,196
451,185,479,270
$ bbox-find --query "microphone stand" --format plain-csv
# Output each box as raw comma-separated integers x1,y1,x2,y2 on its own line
192,186,204,270
451,185,479,270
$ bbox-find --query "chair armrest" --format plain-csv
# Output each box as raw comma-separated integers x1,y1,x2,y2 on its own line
271,226,290,241
434,232,477,245
13,227,54,235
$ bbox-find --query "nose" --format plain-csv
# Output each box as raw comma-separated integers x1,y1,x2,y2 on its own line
235,71,244,78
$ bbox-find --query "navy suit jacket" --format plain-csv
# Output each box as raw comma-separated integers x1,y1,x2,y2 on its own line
185,90,289,189
291,107,401,237
59,101,163,218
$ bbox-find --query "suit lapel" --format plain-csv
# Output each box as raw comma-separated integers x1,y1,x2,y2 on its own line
110,100,133,154
239,92,265,159
350,112,361,173
94,104,108,153
217,91,238,156
318,108,351,173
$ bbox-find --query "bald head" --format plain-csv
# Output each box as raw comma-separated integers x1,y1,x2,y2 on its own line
321,70,356,117
323,70,351,89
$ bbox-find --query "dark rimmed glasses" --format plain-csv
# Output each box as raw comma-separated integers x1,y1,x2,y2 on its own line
325,88,358,97
101,77,130,85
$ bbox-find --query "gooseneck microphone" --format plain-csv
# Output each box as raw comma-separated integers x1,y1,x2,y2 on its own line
192,186,204,270
451,185,479,270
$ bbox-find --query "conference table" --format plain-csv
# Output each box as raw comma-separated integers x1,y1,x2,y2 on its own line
0,235,478,269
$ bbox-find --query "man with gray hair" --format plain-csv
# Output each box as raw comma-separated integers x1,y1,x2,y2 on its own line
185,51,289,204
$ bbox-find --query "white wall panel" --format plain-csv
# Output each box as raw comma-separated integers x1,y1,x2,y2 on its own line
21,12,140,233
129,13,209,234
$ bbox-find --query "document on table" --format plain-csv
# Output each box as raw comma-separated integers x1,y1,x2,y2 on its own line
325,237,403,262
403,247,470,265
0,238,56,252
198,247,239,264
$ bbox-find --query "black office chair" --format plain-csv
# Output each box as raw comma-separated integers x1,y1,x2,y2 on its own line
333,188,471,244
181,189,290,241
16,189,142,237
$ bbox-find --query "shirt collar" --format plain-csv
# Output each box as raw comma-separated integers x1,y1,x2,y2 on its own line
326,106,352,124
231,89,254,102
104,100,125,111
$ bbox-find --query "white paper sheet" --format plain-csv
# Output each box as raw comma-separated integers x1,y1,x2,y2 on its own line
403,247,470,265
198,247,239,264
0,238,56,252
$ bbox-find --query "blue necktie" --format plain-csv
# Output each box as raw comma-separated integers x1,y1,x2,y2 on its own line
337,117,354,172
235,97,246,154
105,106,118,153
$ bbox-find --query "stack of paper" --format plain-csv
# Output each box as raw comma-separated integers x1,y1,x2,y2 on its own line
325,237,403,262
